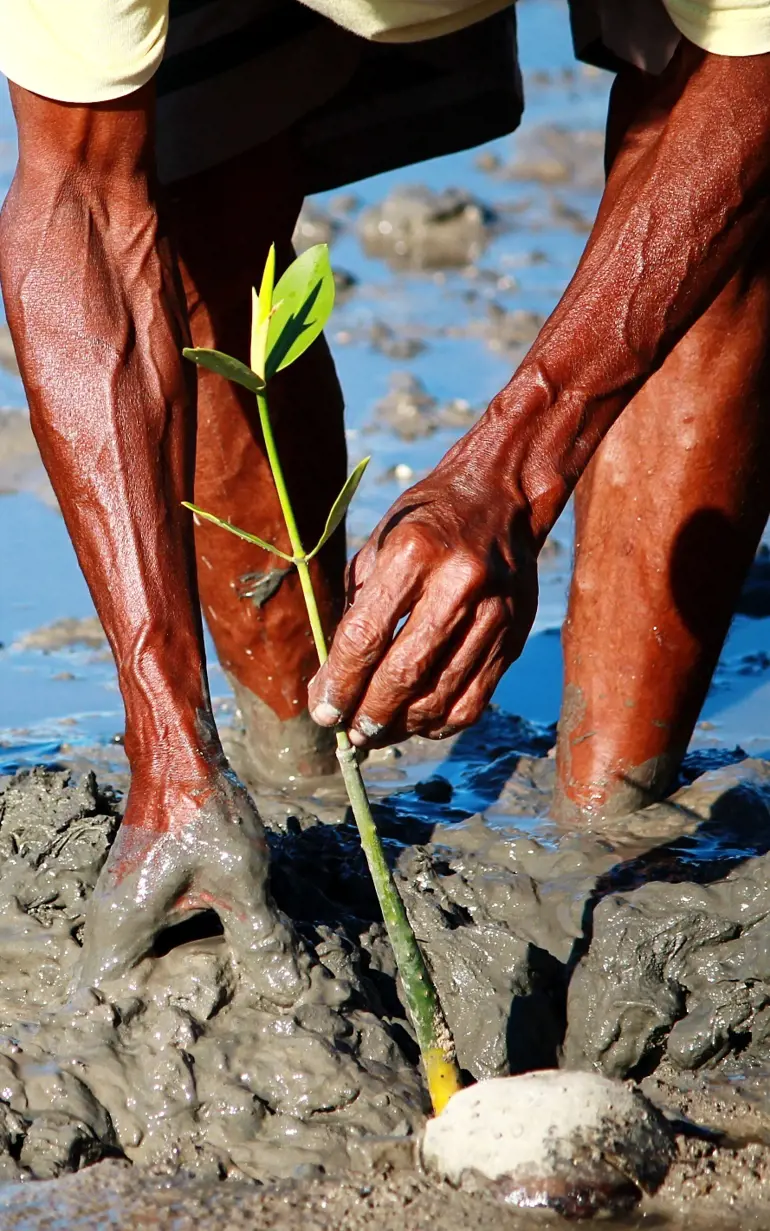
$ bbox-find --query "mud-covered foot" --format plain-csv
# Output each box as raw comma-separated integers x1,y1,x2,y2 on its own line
225,675,339,791
78,765,307,1003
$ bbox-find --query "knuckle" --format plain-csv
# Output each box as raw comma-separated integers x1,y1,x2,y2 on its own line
392,522,441,567
334,615,384,668
446,552,487,597
348,543,376,591
378,642,437,699
406,701,445,732
478,594,508,626
445,695,483,729
363,674,411,718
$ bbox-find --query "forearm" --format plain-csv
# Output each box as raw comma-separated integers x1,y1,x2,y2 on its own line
481,42,770,541
0,86,211,766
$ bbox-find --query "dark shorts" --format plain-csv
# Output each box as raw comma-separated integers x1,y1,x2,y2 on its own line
155,0,523,192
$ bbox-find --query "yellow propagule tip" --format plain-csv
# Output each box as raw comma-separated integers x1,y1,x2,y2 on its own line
424,1048,464,1117
251,243,277,380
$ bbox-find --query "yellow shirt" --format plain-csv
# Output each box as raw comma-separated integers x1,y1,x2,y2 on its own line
667,0,770,52
0,0,768,105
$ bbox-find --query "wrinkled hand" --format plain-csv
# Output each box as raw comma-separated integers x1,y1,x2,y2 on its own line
308,426,540,747
78,768,306,1004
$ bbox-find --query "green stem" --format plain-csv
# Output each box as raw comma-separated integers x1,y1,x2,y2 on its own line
334,737,457,1088
296,559,329,668
256,390,305,559
257,387,462,1114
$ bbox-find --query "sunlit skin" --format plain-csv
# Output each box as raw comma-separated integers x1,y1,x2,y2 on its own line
310,43,770,818
1,39,770,974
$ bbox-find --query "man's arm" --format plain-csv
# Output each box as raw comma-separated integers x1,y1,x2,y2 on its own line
309,40,770,745
0,86,301,995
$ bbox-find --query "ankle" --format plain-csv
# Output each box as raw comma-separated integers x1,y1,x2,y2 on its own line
553,751,679,824
125,708,227,786
226,676,337,788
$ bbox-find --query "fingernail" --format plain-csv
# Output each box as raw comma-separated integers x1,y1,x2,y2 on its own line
357,715,384,739
348,729,368,747
312,702,341,726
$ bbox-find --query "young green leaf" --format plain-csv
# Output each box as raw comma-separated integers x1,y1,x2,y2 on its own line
306,457,370,561
183,348,264,395
182,502,292,561
266,244,335,379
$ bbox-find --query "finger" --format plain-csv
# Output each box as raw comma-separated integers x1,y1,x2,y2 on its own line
343,493,430,610
422,580,535,738
430,634,512,736
398,598,508,738
345,557,489,744
344,538,378,606
309,543,424,726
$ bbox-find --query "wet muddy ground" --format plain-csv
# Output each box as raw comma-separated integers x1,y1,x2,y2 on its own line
2,0,770,1226
3,758,770,1227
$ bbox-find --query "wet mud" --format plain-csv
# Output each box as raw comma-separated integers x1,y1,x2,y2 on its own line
358,187,498,269
0,411,54,508
373,373,479,440
2,748,770,1224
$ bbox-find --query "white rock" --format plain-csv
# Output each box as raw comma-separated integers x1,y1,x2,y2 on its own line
421,1070,674,1215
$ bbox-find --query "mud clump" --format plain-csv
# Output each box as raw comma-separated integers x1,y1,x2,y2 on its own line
367,322,426,361
374,373,478,440
3,755,770,1215
565,759,770,1077
498,125,605,190
0,325,19,377
292,202,340,253
359,187,497,269
15,616,108,653
0,770,424,1185
0,410,56,506
478,303,545,356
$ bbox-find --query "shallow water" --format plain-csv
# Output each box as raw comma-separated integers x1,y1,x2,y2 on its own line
0,0,769,786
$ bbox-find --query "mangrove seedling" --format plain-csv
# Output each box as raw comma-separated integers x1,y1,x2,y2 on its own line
182,242,462,1115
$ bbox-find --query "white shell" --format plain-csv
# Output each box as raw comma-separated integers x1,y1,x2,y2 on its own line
422,1070,672,1191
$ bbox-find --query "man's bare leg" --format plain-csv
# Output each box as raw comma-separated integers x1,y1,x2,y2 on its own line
555,241,770,824
0,85,303,994
553,64,770,824
170,145,346,788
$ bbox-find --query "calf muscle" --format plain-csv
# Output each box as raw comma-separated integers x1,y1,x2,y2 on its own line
0,83,215,778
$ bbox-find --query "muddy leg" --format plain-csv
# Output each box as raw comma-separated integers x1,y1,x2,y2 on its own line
0,87,305,993
171,143,347,789
554,242,770,823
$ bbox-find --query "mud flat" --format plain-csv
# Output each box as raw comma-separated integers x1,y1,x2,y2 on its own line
0,748,768,1226
0,6,769,1224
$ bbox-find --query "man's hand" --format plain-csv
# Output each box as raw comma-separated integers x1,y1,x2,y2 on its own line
313,40,770,748
309,417,539,745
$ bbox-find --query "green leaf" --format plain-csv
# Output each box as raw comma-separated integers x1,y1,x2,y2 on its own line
183,348,264,395
266,244,335,379
182,502,292,561
306,457,370,561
